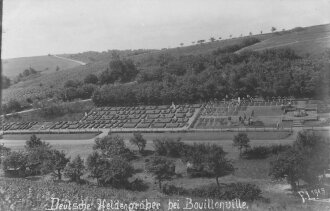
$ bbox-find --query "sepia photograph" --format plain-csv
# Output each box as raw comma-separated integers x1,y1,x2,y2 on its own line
0,0,330,210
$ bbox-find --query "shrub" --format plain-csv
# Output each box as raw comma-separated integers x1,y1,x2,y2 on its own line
242,145,292,159
153,137,184,157
84,74,99,84
242,146,270,159
162,184,187,195
2,151,28,177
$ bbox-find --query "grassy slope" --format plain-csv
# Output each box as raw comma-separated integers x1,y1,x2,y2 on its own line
238,24,330,57
2,55,83,78
2,24,330,103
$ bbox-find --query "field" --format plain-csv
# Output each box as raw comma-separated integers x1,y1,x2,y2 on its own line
2,55,83,78
240,24,330,57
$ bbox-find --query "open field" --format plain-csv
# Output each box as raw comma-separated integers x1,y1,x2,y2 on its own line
2,55,83,78
240,24,330,57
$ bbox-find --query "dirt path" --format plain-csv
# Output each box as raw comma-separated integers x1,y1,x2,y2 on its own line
52,55,87,65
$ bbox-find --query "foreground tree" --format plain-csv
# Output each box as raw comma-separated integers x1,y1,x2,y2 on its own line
233,133,250,157
145,156,175,189
269,131,330,191
129,132,146,153
86,152,133,187
99,157,134,188
42,150,70,180
64,155,85,182
93,135,132,160
25,135,52,175
206,146,235,187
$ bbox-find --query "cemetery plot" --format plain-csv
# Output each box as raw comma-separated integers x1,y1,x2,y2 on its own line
1,104,201,131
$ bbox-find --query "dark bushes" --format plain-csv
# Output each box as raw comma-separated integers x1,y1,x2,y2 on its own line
242,145,291,159
153,138,185,158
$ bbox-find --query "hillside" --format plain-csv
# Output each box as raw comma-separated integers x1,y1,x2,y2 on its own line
2,55,84,78
2,23,330,104
238,24,330,57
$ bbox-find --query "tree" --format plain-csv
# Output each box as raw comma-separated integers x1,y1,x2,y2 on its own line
269,148,303,191
84,74,99,84
4,99,22,113
209,37,216,42
271,26,277,33
233,133,250,156
197,40,205,45
218,37,222,40
180,43,184,47
269,131,330,191
145,156,175,189
64,155,85,182
86,152,133,187
86,151,104,185
93,135,132,160
260,30,263,34
129,132,146,153
25,134,50,150
0,144,10,159
1,75,11,89
25,135,52,175
206,147,234,187
41,150,69,180
99,157,134,188
249,32,253,36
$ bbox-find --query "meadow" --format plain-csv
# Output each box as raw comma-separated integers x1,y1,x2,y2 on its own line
241,24,330,57
2,55,82,78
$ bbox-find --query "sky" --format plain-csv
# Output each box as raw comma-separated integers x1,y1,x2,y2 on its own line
2,0,330,59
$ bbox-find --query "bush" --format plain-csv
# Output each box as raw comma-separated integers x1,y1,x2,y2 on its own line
242,146,270,159
84,74,98,84
242,145,292,159
153,137,185,157
162,184,187,195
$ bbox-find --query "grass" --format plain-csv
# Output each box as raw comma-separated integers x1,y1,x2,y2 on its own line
2,55,82,78
3,100,94,122
241,24,330,57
